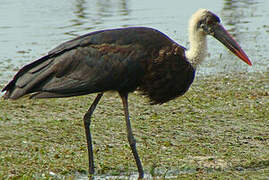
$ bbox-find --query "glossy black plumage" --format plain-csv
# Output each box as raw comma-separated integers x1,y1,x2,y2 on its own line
2,27,195,104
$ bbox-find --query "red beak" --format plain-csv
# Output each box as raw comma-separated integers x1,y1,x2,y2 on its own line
212,24,252,66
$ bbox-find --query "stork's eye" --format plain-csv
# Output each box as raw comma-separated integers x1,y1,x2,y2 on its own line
206,19,214,25
197,20,205,29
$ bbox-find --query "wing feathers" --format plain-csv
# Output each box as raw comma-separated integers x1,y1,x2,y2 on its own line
2,43,144,99
5,68,54,99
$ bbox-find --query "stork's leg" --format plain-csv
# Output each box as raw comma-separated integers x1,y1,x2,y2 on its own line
119,92,144,179
83,93,103,175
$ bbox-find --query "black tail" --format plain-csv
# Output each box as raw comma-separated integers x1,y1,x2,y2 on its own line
2,55,54,99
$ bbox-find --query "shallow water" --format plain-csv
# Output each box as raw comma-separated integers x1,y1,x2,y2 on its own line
50,171,177,180
49,169,190,180
0,0,268,86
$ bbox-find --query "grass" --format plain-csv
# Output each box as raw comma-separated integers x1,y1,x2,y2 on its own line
0,72,268,179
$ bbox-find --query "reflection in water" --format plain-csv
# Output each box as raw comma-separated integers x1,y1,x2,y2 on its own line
72,0,87,26
65,0,130,36
74,0,87,19
119,0,130,16
221,0,260,36
223,0,259,9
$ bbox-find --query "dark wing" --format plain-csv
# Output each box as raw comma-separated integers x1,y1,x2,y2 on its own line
2,31,148,99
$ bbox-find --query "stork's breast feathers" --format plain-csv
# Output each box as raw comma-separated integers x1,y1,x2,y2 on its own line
139,45,195,104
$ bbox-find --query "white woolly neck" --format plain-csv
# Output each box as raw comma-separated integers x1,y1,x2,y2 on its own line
185,9,208,68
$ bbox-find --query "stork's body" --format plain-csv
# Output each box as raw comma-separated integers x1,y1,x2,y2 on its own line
2,9,251,179
3,27,195,103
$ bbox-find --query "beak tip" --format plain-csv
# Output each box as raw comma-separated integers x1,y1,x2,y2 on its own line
244,58,252,66
244,59,252,66
235,49,252,66
244,57,252,66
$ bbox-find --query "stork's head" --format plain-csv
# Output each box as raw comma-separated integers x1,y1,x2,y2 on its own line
189,9,252,66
